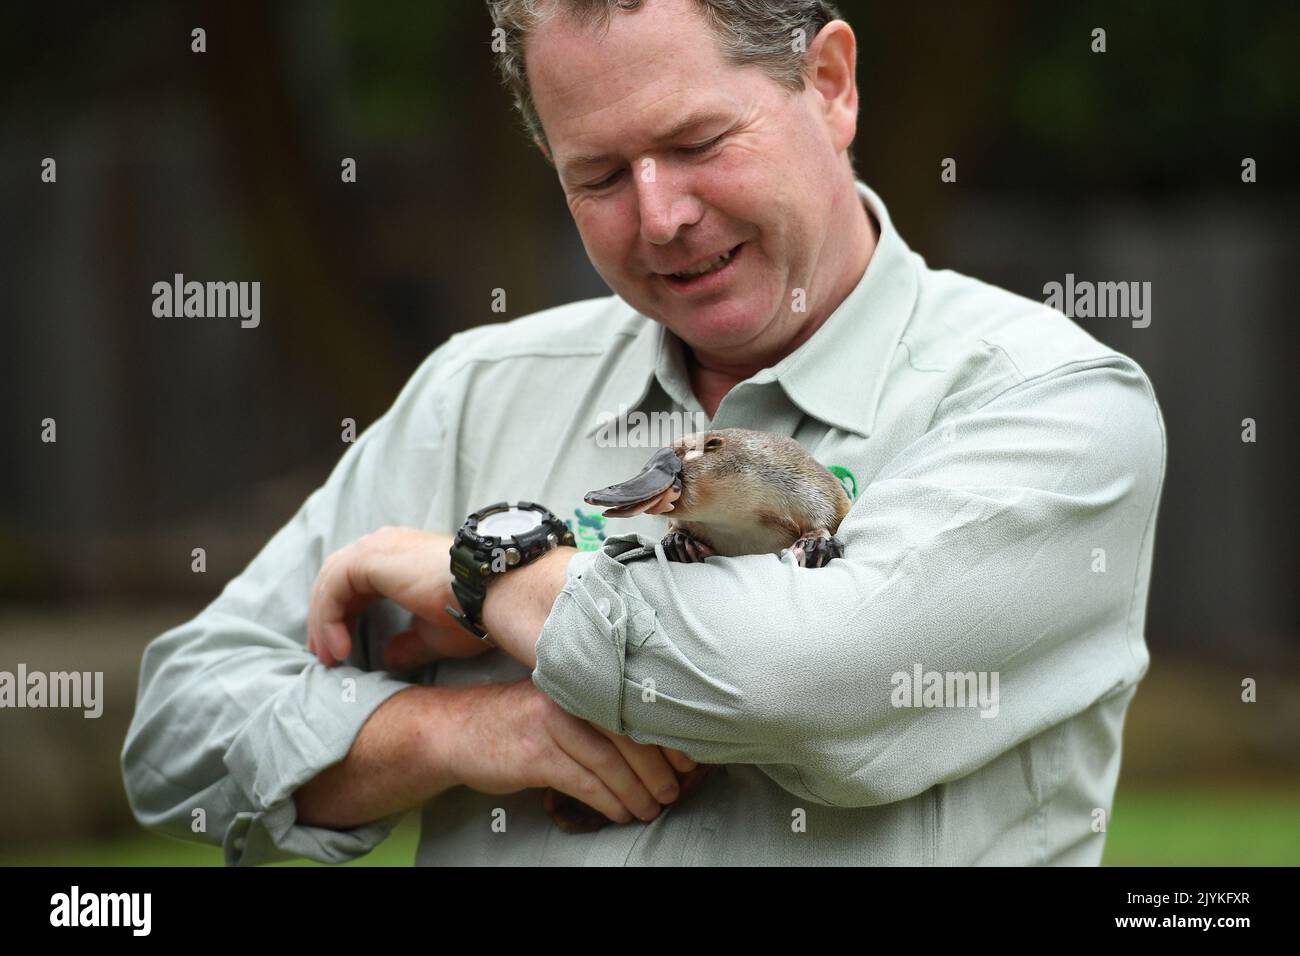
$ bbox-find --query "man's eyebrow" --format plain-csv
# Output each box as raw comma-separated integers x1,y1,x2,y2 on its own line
559,110,731,177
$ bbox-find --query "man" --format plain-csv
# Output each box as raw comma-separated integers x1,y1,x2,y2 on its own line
122,0,1166,865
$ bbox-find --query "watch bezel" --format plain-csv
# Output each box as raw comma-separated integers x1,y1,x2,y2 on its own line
446,501,575,645
459,501,558,556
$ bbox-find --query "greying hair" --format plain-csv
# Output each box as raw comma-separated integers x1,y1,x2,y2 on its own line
486,0,846,152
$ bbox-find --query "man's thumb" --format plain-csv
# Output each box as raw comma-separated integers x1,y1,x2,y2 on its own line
383,628,437,671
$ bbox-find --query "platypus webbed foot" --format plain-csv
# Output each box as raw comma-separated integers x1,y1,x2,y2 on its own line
661,530,716,563
544,788,614,834
784,532,845,569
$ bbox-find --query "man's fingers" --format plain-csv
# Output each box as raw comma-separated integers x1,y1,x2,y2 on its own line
383,611,493,670
309,546,373,665
591,725,680,803
551,720,662,823
660,746,698,774
316,580,359,663
546,751,633,826
383,628,443,670
323,621,352,665
308,571,351,664
308,625,344,667
308,530,463,668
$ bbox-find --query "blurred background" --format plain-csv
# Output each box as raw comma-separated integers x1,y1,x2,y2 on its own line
0,0,1296,865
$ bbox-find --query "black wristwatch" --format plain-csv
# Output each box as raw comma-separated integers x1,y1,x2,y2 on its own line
446,501,574,645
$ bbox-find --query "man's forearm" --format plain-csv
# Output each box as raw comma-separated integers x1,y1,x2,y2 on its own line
293,685,462,829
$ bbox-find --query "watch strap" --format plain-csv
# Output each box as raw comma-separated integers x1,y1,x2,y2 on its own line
446,576,494,644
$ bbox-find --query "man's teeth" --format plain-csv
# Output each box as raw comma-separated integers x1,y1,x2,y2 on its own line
673,248,733,279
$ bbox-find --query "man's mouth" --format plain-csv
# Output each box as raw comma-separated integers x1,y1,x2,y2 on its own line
662,243,744,288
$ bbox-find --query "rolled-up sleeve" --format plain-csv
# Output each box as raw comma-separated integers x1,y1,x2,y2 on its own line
533,358,1166,808
122,340,460,866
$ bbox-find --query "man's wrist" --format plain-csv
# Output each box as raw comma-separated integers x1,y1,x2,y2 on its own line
481,546,576,668
416,685,468,793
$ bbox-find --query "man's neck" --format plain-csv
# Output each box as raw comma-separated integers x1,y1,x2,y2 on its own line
688,191,878,419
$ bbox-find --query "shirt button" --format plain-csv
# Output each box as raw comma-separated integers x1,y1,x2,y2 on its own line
595,597,611,618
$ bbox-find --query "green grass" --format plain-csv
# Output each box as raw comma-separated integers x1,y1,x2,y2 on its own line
2,788,1297,865
1102,787,1300,866
0,815,423,867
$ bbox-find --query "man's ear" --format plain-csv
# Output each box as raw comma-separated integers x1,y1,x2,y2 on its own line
805,20,859,156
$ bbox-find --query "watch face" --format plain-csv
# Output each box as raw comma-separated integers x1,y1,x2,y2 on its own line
477,506,544,540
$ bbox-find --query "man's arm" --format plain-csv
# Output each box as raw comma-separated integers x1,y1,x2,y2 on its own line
293,686,458,828
525,358,1167,807
122,340,460,866
293,675,695,831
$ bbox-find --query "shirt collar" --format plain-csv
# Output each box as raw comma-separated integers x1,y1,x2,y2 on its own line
585,180,918,439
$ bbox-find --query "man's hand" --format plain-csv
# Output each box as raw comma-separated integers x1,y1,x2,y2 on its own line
306,527,490,667
300,528,701,828
295,680,701,830
306,523,580,671
448,679,697,824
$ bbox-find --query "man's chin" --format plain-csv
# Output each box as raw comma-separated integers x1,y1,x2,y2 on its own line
616,283,775,351
661,301,771,352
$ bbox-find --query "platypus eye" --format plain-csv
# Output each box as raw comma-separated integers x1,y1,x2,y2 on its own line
704,437,723,451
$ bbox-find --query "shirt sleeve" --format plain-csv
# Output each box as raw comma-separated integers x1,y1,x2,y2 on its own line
532,357,1167,808
121,339,461,866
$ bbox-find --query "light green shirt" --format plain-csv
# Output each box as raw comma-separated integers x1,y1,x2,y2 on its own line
122,181,1166,865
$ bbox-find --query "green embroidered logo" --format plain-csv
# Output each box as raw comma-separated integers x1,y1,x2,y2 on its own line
567,508,608,551
827,464,858,501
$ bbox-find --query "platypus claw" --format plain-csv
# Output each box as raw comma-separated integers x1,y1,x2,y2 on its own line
661,530,716,564
784,533,845,569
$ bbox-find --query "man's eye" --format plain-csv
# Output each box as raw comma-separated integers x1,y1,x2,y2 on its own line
584,169,624,191
681,135,723,156
581,137,721,190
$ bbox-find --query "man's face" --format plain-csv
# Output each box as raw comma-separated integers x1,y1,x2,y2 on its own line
527,0,850,362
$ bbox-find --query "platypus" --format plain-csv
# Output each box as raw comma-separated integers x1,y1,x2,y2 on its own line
585,427,852,567
545,428,852,833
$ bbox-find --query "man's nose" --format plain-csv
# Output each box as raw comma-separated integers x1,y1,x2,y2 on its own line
635,163,703,246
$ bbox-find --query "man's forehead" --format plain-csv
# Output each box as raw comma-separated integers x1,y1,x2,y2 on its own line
526,0,737,158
